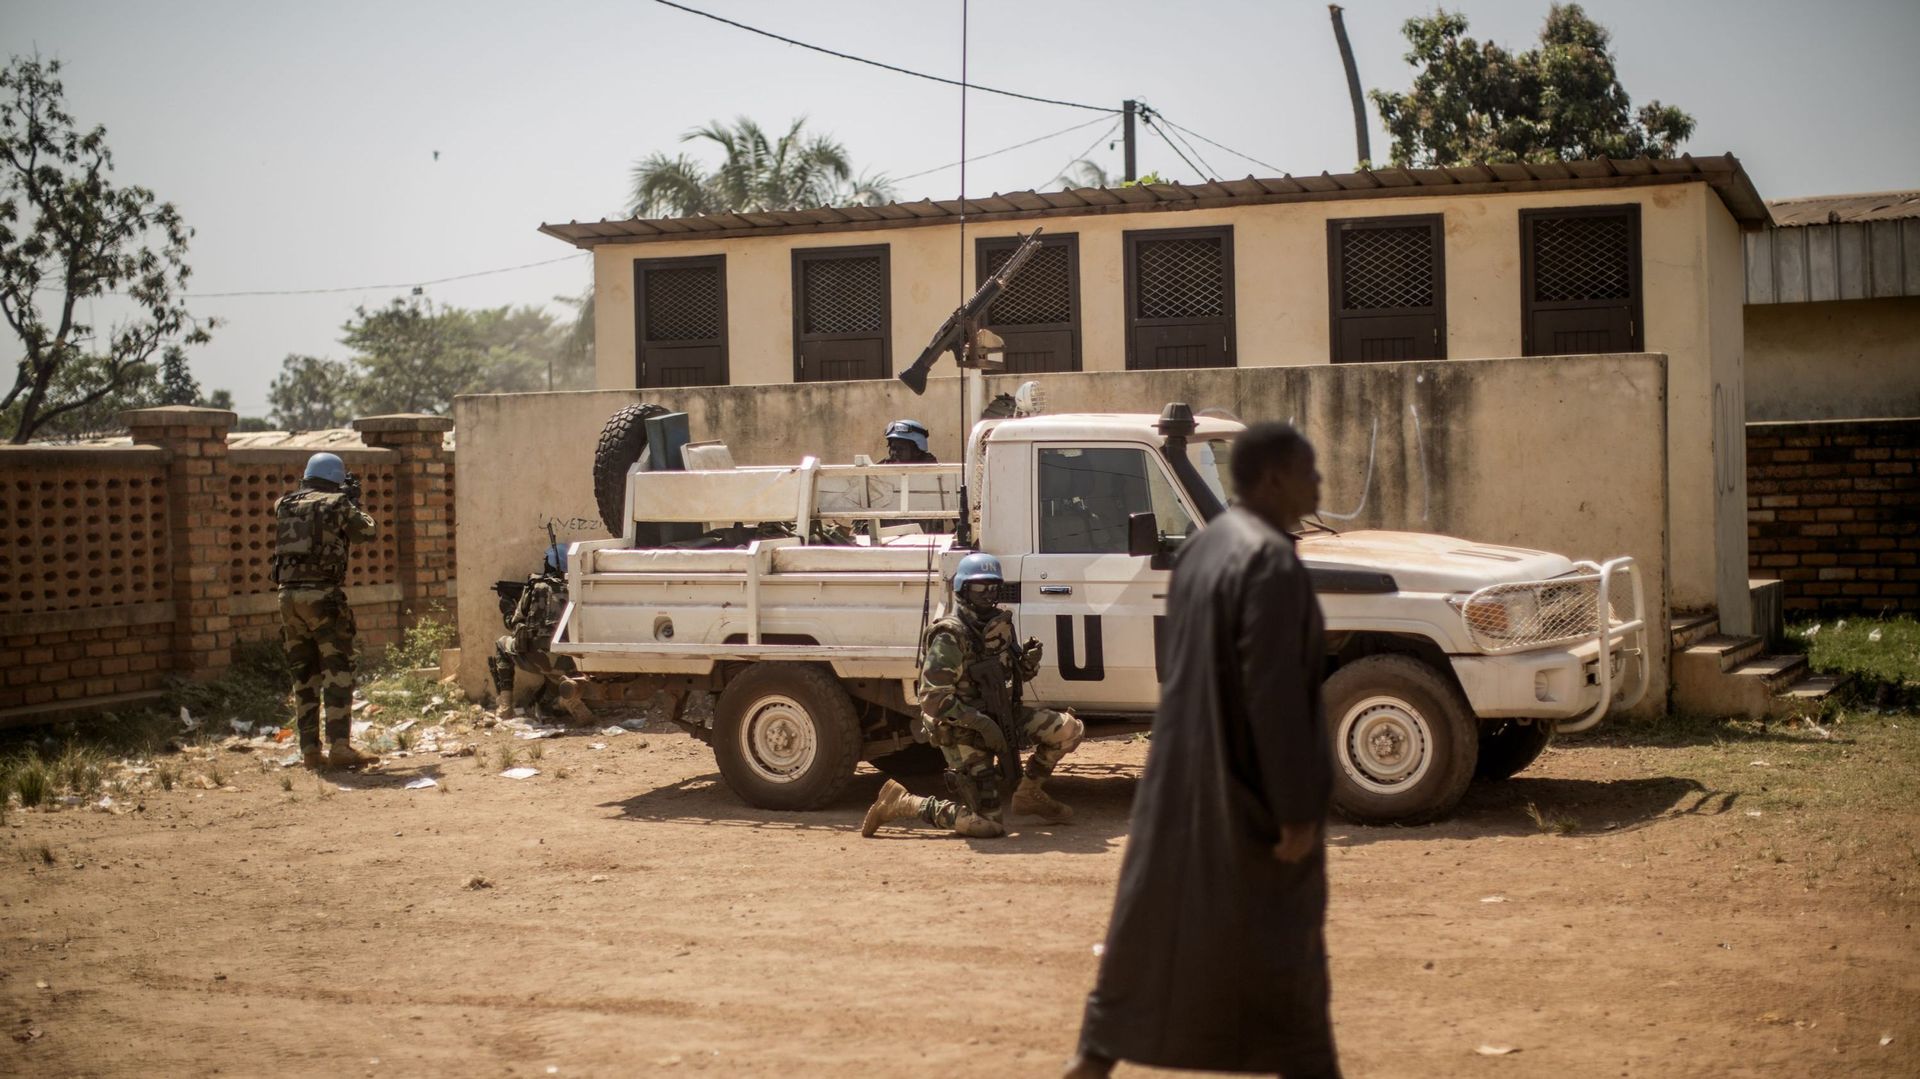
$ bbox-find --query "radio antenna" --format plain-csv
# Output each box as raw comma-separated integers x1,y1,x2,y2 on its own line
954,0,973,548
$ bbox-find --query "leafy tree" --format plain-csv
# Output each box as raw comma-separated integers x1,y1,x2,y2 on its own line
158,348,200,405
1369,4,1694,167
340,299,487,416
629,117,895,217
0,55,213,443
267,354,357,430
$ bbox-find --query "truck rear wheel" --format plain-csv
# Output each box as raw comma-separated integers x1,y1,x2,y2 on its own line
713,664,861,811
1475,719,1554,781
593,402,668,536
1324,655,1477,825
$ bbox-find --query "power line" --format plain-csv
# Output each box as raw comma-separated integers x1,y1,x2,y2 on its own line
1044,118,1123,188
891,114,1111,185
651,0,1117,114
1158,119,1224,180
1140,113,1207,181
185,253,589,299
1156,115,1284,174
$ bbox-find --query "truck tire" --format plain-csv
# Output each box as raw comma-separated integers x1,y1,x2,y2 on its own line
1324,654,1477,825
593,402,668,536
1474,719,1554,781
872,742,946,778
713,664,862,811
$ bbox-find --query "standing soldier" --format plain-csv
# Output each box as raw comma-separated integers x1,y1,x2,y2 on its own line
490,543,592,723
861,553,1083,838
273,452,380,770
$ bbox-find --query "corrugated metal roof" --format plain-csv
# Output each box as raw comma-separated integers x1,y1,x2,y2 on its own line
540,154,1770,247
1766,190,1920,227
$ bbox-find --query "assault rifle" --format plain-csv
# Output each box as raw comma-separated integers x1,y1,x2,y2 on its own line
898,228,1045,395
342,470,363,506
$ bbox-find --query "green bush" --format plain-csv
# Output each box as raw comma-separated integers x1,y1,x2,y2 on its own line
12,753,50,808
379,615,457,674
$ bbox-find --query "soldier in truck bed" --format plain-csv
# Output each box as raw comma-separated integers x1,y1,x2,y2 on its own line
490,543,592,723
861,552,1083,838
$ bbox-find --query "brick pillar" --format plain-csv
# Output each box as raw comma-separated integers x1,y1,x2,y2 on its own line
353,414,456,626
123,405,237,681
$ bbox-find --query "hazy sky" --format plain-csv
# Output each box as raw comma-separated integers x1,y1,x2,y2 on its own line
6,0,1916,418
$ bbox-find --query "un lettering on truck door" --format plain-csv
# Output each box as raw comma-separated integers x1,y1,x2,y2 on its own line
1018,444,1195,713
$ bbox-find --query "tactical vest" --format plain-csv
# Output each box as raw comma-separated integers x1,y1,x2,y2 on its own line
272,489,353,587
510,575,566,652
922,610,1019,705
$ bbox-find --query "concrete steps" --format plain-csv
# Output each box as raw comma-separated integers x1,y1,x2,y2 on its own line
1668,602,1835,720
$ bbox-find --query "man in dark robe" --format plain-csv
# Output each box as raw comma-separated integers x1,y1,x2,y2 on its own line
1066,422,1339,1079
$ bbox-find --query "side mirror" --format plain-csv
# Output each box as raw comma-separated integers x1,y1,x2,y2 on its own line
1127,512,1161,559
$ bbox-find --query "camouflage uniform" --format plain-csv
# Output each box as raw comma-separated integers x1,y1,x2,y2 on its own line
272,486,377,753
491,573,590,721
913,606,1083,831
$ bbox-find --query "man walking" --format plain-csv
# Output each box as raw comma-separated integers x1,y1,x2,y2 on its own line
273,452,380,770
861,553,1083,838
1066,423,1340,1078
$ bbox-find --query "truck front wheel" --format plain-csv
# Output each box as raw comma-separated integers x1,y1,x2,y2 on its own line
1475,720,1554,781
713,664,861,811
1324,655,1477,825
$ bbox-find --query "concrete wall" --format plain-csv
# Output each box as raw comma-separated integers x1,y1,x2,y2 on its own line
588,181,1738,617
1705,194,1753,634
1745,297,1920,422
455,353,1671,713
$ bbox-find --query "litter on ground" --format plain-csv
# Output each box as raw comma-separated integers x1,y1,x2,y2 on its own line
405,777,438,790
500,767,540,780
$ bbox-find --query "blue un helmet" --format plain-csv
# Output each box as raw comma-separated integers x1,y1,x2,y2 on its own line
883,419,930,454
303,452,347,486
952,552,1005,610
543,543,568,575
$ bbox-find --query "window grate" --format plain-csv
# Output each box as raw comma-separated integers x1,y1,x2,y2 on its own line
1134,237,1226,320
1531,214,1633,302
984,243,1072,326
1340,226,1434,310
802,255,885,335
645,266,722,341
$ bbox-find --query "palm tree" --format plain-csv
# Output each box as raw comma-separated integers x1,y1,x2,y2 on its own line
1053,159,1113,190
628,116,895,218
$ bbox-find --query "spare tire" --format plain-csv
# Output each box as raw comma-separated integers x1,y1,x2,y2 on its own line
594,402,668,536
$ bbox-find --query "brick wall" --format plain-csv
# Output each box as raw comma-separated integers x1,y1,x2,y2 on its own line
0,409,457,724
1747,417,1919,615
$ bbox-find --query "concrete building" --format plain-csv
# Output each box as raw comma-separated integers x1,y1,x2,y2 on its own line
540,156,1769,632
1743,190,1920,422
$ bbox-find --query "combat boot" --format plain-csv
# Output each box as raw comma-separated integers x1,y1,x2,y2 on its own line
558,692,594,725
328,739,380,770
1012,776,1074,823
952,809,1007,838
860,779,922,837
301,745,324,770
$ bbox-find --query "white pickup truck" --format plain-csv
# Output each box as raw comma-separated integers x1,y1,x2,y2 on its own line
555,398,1648,824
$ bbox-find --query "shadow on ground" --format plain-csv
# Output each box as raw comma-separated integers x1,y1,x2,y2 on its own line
1332,774,1742,847
598,758,1143,855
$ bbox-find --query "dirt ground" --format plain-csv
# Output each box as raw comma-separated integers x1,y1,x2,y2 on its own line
3,715,1916,1079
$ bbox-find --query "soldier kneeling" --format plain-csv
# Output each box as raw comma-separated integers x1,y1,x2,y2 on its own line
862,553,1083,838
490,543,593,724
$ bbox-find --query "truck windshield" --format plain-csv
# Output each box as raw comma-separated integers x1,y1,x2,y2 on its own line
1185,439,1234,506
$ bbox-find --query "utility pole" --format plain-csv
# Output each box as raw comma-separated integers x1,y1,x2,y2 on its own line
1328,6,1371,167
1122,99,1137,183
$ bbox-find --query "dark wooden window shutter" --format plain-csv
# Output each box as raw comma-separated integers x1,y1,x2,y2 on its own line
792,245,891,382
634,255,728,388
1521,205,1643,356
1328,214,1446,363
1124,227,1235,370
977,233,1081,372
